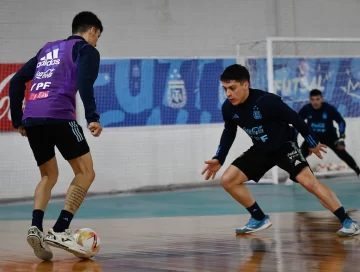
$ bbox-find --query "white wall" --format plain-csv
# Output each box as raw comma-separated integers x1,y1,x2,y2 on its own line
2,0,360,62
1,0,360,199
2,111,359,200
0,120,248,199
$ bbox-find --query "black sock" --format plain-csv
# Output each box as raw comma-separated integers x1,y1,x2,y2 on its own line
31,209,44,232
246,202,266,221
333,206,350,224
52,210,74,233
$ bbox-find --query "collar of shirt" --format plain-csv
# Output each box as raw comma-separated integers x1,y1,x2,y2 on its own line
66,35,86,41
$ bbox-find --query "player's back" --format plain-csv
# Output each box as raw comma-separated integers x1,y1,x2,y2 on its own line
23,38,85,121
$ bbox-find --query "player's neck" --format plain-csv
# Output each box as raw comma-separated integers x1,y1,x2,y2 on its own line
311,104,323,110
72,33,87,41
239,89,250,104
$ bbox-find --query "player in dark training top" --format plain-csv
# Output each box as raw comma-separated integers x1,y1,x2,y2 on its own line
201,64,359,236
298,89,360,177
9,11,103,260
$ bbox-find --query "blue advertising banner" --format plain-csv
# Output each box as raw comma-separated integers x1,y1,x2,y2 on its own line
94,58,236,127
94,57,360,127
248,57,360,117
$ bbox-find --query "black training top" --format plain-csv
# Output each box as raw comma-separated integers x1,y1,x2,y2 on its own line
213,88,319,165
298,102,345,139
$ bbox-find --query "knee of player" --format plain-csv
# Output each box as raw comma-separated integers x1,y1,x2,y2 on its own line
220,173,236,190
85,168,96,183
74,168,95,186
299,175,318,193
40,171,59,183
72,163,95,183
295,167,319,192
38,175,58,191
304,181,316,192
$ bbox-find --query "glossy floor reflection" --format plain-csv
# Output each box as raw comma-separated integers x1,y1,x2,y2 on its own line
1,210,360,271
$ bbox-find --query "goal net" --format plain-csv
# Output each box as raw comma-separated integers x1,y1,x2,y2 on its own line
238,37,360,184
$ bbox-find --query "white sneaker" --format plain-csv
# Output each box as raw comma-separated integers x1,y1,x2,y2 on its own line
44,228,88,257
336,218,360,237
27,226,53,261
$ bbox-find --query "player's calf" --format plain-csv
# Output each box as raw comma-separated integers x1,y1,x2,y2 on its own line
51,153,95,235
44,153,96,257
43,154,95,257
220,165,272,234
296,167,360,236
296,167,341,211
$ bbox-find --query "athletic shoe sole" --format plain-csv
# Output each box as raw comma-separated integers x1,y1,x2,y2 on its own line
236,221,273,234
27,235,53,261
45,239,89,258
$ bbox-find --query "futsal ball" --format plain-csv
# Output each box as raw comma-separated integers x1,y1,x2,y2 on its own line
73,228,101,259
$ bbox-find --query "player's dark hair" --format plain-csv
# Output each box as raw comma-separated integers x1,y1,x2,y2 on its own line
309,89,322,97
72,11,103,34
220,64,250,84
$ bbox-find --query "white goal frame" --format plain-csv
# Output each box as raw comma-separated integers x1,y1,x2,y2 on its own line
236,37,360,185
268,37,360,184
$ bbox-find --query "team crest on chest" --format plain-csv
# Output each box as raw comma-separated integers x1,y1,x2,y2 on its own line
253,106,262,120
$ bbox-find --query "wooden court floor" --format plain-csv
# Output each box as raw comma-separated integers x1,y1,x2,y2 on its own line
1,210,360,272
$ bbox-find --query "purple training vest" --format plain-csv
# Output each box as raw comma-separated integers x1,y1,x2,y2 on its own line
22,39,83,121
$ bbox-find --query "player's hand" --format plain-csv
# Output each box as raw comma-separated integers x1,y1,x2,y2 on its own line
17,126,27,137
88,122,102,137
201,159,221,180
309,143,327,159
335,138,345,150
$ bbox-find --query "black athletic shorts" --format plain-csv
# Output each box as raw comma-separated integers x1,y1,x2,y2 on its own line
232,141,309,182
24,120,90,166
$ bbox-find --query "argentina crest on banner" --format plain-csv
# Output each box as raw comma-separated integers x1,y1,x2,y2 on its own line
167,68,187,109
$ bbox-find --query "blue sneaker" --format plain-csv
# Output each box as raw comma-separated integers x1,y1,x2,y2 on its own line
337,218,360,237
236,215,272,234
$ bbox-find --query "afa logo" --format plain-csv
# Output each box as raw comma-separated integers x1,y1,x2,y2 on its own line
253,106,262,119
322,112,327,119
167,68,187,109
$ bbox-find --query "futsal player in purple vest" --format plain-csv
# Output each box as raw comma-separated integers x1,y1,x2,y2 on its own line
9,11,103,260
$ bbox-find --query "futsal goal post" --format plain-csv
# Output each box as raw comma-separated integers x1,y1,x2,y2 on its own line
236,37,360,184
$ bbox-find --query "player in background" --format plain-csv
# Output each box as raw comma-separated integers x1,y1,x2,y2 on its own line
298,89,360,177
201,64,359,237
9,11,103,260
